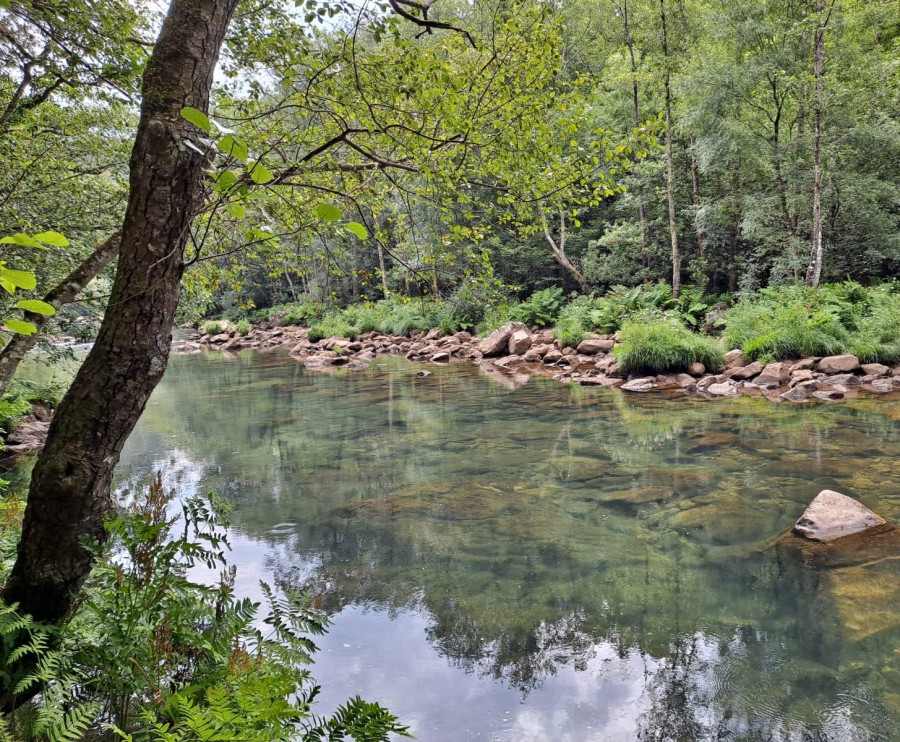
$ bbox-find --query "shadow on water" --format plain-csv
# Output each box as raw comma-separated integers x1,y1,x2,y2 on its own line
15,349,900,741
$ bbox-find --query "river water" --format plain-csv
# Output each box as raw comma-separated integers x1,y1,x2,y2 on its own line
31,350,900,740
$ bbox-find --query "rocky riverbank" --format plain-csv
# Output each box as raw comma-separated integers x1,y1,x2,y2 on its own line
175,320,900,403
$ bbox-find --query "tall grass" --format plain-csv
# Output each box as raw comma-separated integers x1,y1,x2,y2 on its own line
614,315,724,374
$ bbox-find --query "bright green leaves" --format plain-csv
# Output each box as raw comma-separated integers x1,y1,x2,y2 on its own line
0,266,37,292
249,163,274,185
345,222,369,240
3,319,37,335
217,135,249,163
315,204,341,222
16,300,56,316
180,107,212,133
1,231,68,249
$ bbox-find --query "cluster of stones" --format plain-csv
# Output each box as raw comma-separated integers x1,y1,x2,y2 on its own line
175,320,900,402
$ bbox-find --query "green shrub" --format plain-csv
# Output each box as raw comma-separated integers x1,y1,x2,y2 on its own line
0,477,409,742
0,395,32,434
512,287,564,328
234,319,251,335
614,315,725,374
849,287,900,364
201,320,225,336
552,295,606,347
475,302,520,336
307,314,359,341
723,291,850,360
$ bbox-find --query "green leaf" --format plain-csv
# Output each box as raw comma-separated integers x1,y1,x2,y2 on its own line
345,222,369,240
4,319,37,336
181,107,212,133
213,170,239,191
225,202,247,219
249,163,274,185
0,233,43,249
315,204,341,222
16,299,55,316
32,231,69,247
217,135,248,162
0,268,37,290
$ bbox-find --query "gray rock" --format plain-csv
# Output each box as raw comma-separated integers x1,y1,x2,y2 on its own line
577,337,615,354
706,381,740,397
621,377,656,392
728,361,763,380
817,354,860,374
794,490,888,542
759,362,791,384
723,349,747,369
508,329,533,356
861,363,890,377
812,390,844,401
687,362,706,376
476,321,526,357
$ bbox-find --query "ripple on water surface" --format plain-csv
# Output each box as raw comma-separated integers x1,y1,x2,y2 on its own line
42,351,900,740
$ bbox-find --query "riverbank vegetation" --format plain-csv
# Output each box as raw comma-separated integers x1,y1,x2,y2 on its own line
1,0,900,736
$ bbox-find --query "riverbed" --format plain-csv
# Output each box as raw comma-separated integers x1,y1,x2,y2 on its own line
18,349,900,740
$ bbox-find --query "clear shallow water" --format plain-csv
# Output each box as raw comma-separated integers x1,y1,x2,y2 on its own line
28,350,900,740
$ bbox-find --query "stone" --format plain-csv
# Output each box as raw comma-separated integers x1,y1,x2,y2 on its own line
209,333,230,344
794,490,888,542
543,349,564,364
813,390,844,401
706,381,740,397
476,321,526,357
454,331,473,343
817,354,860,374
892,365,900,377
621,377,656,392
758,362,791,384
687,362,706,377
728,361,763,380
789,369,814,386
867,379,895,393
508,329,533,355
4,416,51,453
779,385,812,402
789,358,817,372
577,337,615,354
416,370,432,377
674,373,697,390
820,373,861,388
861,363,890,377
723,349,747,369
431,352,450,362
522,349,542,363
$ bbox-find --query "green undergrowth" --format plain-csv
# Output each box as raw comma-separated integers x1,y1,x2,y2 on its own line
614,315,725,374
723,282,900,363
0,378,64,436
0,478,409,742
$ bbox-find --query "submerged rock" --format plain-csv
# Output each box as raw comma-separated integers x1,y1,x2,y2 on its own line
794,490,889,542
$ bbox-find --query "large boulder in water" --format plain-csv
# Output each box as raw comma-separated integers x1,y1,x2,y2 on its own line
794,490,888,542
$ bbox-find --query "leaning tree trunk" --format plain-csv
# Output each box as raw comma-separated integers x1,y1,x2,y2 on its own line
660,0,680,298
540,207,589,294
0,231,121,400
2,0,239,628
805,0,826,287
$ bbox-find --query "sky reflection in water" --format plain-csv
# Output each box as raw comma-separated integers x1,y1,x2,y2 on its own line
107,350,900,741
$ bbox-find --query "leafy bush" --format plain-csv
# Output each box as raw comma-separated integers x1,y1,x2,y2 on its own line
201,320,225,336
0,395,32,434
849,287,900,364
0,476,409,742
614,315,725,374
307,314,359,342
723,289,850,360
552,295,606,347
512,287,564,328
234,319,251,335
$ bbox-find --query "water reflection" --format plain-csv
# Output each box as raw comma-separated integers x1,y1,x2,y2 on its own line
100,351,900,740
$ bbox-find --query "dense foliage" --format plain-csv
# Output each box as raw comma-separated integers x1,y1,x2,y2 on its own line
0,477,408,741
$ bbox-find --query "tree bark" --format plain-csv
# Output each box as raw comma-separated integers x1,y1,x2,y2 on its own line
806,0,827,287
660,0,680,297
689,134,705,261
0,231,121,400
540,208,589,294
621,0,649,268
3,0,239,626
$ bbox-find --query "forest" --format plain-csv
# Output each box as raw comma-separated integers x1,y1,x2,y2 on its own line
1,0,900,739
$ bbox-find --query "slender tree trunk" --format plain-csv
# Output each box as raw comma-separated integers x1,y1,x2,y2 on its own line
540,207,589,294
660,0,680,297
689,133,705,261
376,238,390,297
0,231,121,400
622,0,649,268
806,0,826,287
3,0,239,629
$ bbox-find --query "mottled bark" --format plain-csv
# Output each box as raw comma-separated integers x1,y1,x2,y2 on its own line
621,0,648,266
660,0,680,298
689,134,705,261
805,0,827,287
540,208,589,294
3,0,240,627
0,231,121,400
